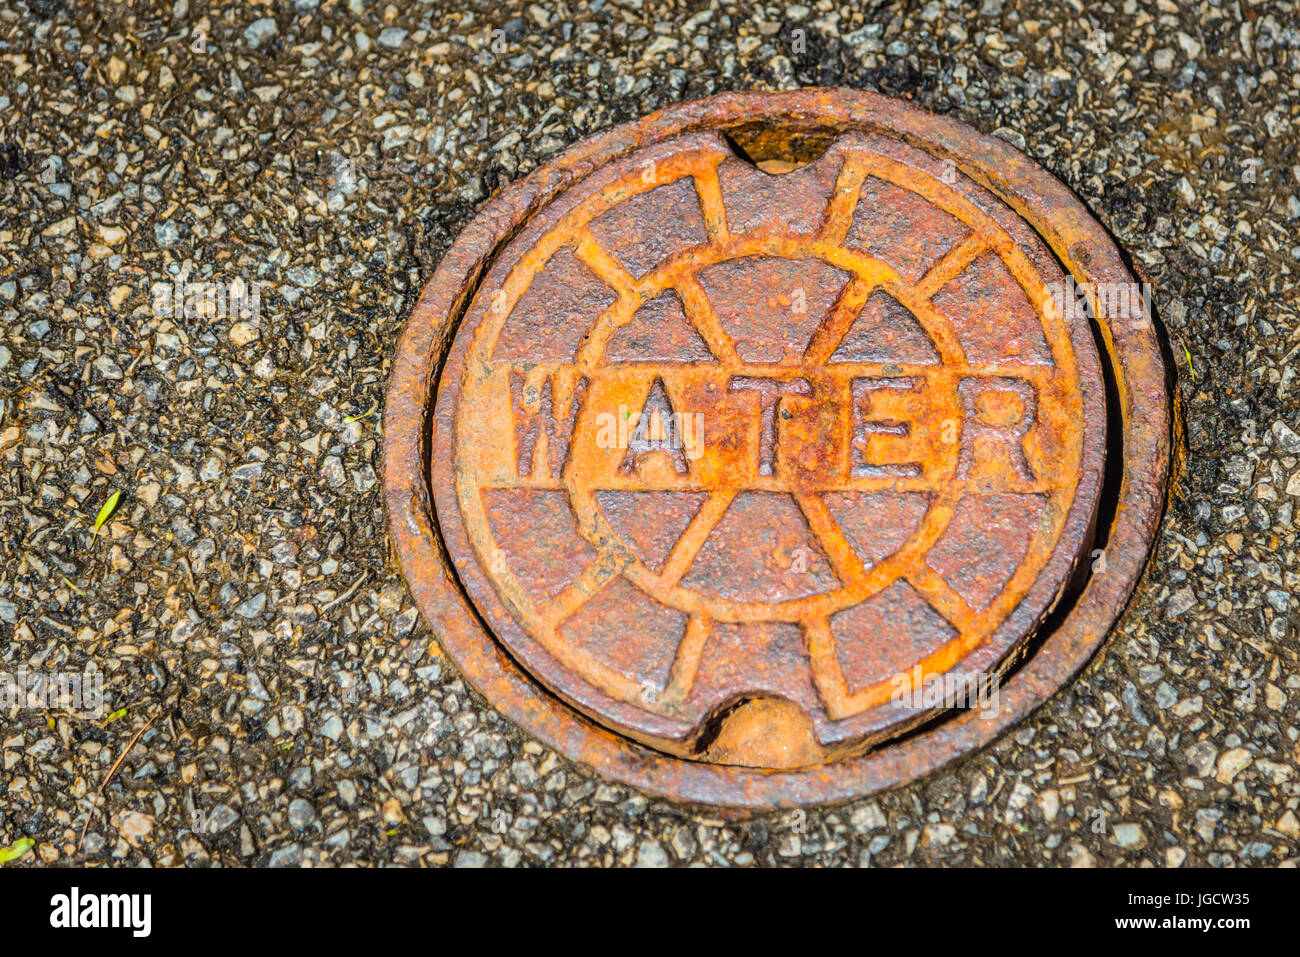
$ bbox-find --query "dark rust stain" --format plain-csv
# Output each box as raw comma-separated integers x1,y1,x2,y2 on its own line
383,89,1170,808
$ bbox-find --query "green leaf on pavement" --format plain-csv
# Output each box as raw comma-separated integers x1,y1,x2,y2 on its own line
92,489,123,542
0,838,34,864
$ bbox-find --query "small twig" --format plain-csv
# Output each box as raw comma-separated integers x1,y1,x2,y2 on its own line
320,571,369,613
78,713,158,852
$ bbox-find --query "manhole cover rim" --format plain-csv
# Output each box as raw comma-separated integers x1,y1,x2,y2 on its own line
384,88,1170,809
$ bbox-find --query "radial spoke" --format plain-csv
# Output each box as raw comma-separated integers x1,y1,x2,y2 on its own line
692,164,730,242
801,274,878,365
913,233,987,301
818,153,870,245
803,617,854,720
675,276,740,366
574,297,637,371
542,554,630,631
906,563,975,632
657,489,736,587
573,230,640,297
794,492,866,587
660,613,712,705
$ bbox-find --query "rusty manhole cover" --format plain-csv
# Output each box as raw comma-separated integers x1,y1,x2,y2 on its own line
385,90,1170,808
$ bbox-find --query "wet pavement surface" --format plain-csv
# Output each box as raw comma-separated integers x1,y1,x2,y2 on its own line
0,0,1297,867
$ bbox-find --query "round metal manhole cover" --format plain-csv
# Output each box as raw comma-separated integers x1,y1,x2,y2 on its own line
385,89,1170,808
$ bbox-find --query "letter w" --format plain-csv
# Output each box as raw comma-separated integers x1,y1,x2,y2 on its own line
509,372,588,479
